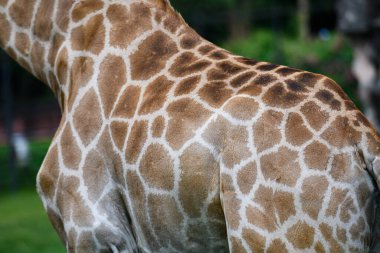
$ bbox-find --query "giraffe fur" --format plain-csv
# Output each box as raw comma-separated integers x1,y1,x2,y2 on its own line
1,0,380,252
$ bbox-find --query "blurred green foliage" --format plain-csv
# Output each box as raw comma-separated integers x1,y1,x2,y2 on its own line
0,191,65,253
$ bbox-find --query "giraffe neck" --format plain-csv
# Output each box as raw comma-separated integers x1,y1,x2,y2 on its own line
0,0,186,110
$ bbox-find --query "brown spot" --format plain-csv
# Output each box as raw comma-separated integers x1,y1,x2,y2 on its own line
207,195,225,220
15,32,30,56
126,171,159,249
198,81,233,108
217,61,247,75
356,182,372,208
18,57,32,73
337,227,347,243
198,44,215,54
326,187,349,217
130,31,178,80
174,75,200,96
295,72,320,87
209,50,229,60
72,0,103,21
340,196,357,223
73,89,103,146
222,174,241,230
56,47,68,85
96,130,124,184
48,33,65,66
230,237,246,252
304,141,330,171
235,57,258,66
0,13,11,48
247,186,295,232
237,162,257,194
83,150,109,202
366,132,380,156
166,98,211,150
46,209,66,244
321,116,361,148
98,55,127,117
275,66,302,76
163,14,180,33
180,29,201,49
207,68,228,81
48,72,60,97
31,42,47,83
330,153,356,182
112,86,141,119
179,144,219,217
231,71,256,88
263,83,306,108
77,231,97,252
315,242,326,253
148,194,184,248
256,63,279,71
324,78,351,101
242,228,266,253
151,116,165,138
224,97,259,120
202,116,251,168
71,14,105,54
69,56,94,108
285,79,308,93
261,147,301,186
253,110,283,152
56,0,74,32
237,83,262,97
353,111,371,128
125,120,148,163
140,144,174,190
300,101,330,130
34,0,54,40
110,121,128,151
170,52,211,77
349,217,366,241
319,223,344,253
60,124,81,169
301,176,329,219
0,0,8,6
286,221,315,249
267,239,288,253
139,76,173,114
56,176,95,227
253,74,277,86
9,0,36,28
38,145,59,200
285,113,313,146
315,89,341,110
107,3,152,48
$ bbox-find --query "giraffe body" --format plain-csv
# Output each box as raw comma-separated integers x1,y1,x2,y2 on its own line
1,0,380,252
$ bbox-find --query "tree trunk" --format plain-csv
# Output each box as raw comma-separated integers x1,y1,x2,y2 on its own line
298,0,310,41
228,0,252,40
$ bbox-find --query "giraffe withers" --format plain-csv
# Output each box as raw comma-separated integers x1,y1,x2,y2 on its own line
1,0,380,252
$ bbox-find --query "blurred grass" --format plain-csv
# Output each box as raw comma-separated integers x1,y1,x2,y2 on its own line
0,139,51,191
0,191,65,253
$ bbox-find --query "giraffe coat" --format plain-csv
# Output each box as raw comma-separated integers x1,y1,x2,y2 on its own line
1,0,380,252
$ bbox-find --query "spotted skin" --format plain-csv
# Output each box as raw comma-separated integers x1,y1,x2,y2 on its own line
1,0,380,252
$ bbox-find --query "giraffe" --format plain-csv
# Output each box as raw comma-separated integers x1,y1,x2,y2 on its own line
1,0,380,252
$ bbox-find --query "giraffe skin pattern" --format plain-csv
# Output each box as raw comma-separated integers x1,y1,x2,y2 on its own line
1,0,380,252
